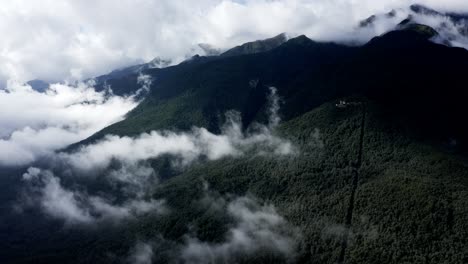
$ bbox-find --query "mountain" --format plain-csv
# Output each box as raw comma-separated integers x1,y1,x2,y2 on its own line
410,4,468,22
410,4,468,37
52,24,468,262
90,45,222,96
81,25,468,150
75,34,353,145
359,10,397,28
11,23,468,263
359,4,468,47
26,79,50,92
221,33,288,57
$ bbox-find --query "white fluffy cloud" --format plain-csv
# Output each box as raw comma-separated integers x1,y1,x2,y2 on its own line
19,111,292,224
59,87,294,173
0,81,139,166
22,167,166,224
19,87,294,226
1,0,467,86
124,192,300,263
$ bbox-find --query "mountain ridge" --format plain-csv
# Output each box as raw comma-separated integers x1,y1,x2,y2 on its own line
74,24,468,153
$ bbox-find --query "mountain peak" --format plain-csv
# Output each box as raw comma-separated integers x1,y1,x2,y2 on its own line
26,79,50,93
221,33,288,57
197,43,222,56
398,22,438,39
148,57,171,69
285,34,313,46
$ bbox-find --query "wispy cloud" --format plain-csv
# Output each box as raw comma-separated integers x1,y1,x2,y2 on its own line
123,188,301,264
179,196,300,263
61,112,293,172
21,167,166,225
19,87,295,227
59,87,294,173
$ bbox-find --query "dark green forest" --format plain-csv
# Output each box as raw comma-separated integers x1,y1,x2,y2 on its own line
53,99,468,263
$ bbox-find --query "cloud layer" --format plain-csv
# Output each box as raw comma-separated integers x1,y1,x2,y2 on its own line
21,166,166,225
124,192,300,264
0,81,139,166
2,0,468,86
179,196,300,263
19,87,294,226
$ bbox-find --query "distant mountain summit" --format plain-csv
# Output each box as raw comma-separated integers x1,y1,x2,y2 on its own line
147,57,172,69
359,10,397,28
221,33,288,57
197,43,222,56
359,4,468,48
26,79,50,92
409,4,468,38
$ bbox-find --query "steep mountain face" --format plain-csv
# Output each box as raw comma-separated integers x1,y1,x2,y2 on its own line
77,35,354,145
27,23,468,263
83,25,468,151
89,34,286,97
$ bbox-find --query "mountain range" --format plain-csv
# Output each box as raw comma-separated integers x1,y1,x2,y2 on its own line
7,4,468,264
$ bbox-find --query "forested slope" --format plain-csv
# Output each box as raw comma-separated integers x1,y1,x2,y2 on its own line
57,24,468,263
64,97,468,263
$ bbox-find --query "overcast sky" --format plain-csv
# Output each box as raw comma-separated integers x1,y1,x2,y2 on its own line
1,0,467,86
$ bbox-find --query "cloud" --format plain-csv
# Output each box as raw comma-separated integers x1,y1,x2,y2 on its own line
179,196,300,263
123,189,300,263
21,167,166,225
1,1,468,86
136,73,152,96
18,87,294,227
0,80,139,166
128,242,154,264
408,10,468,49
357,3,468,49
22,167,94,224
61,117,293,172
59,87,294,173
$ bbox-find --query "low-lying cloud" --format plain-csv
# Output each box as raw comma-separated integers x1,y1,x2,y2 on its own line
22,167,166,225
20,87,295,226
62,110,293,173
123,188,301,264
179,196,300,263
57,87,293,173
0,81,139,166
128,242,154,264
